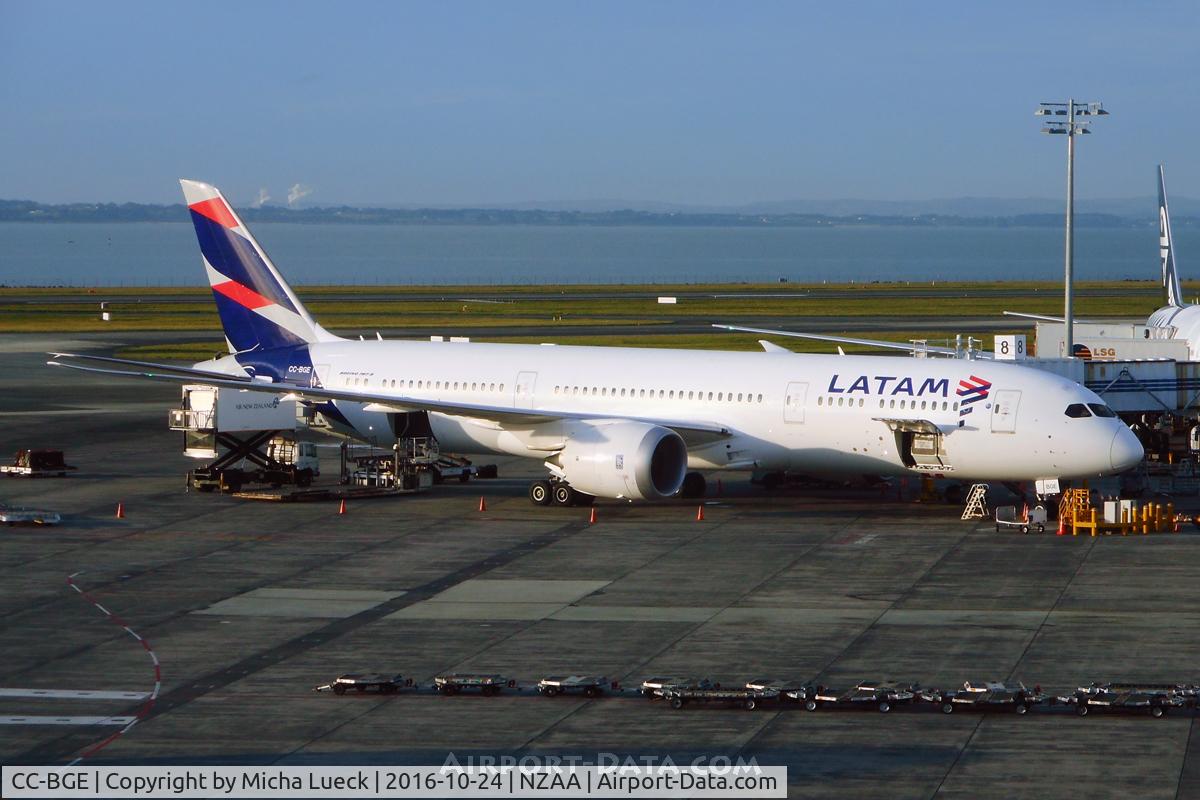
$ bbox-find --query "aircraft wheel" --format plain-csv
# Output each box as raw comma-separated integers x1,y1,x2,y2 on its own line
1015,703,1028,715
1076,703,1089,716
529,480,552,506
671,697,684,710
804,700,818,712
941,703,954,714
878,701,891,713
553,483,575,506
744,697,757,711
1151,706,1165,718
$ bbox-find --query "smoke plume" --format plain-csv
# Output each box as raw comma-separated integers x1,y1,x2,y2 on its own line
287,183,313,207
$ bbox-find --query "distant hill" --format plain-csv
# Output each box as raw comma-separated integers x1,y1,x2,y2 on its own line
1,198,1195,228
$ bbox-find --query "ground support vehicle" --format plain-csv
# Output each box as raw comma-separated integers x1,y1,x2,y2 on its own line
639,676,715,699
434,673,508,696
920,681,1047,714
1058,683,1195,717
188,434,319,493
537,675,608,698
1,449,76,478
314,673,409,695
802,682,916,713
746,679,806,703
431,453,479,484
663,686,778,710
994,505,1047,534
0,505,61,525
343,438,438,491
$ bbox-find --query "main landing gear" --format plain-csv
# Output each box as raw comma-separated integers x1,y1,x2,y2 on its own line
529,478,595,507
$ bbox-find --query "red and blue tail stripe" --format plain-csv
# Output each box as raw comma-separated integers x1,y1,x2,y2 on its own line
181,180,322,353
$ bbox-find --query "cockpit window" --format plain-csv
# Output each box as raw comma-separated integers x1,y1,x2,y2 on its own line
1088,403,1117,418
1064,403,1092,418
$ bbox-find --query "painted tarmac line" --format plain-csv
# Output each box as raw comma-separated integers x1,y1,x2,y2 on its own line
0,716,137,726
0,688,149,700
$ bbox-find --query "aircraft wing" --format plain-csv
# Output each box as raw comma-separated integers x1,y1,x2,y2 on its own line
713,324,992,359
1001,312,1100,324
47,353,732,446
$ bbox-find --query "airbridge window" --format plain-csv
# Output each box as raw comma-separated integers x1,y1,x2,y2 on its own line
1088,403,1117,418
1065,403,1092,418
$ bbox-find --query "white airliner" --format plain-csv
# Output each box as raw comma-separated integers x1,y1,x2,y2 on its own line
49,180,1142,504
1006,165,1198,358
1145,165,1200,354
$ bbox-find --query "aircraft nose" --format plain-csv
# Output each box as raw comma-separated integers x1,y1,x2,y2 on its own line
1110,426,1144,472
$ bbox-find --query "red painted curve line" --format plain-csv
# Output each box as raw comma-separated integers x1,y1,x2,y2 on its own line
64,572,160,765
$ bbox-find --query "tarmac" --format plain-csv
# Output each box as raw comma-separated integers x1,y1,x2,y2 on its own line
3,331,1200,799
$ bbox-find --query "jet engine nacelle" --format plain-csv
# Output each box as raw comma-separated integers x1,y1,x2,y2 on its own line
551,420,688,500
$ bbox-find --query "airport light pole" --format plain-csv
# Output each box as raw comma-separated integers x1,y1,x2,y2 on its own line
1035,99,1108,358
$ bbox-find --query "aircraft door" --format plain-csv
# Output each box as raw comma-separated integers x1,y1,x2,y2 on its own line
515,371,538,409
784,382,809,423
991,389,1021,433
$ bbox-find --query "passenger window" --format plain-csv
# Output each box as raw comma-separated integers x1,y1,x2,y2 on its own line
837,397,844,407
499,384,504,392
659,390,665,399
890,399,896,409
669,391,675,399
757,394,763,402
953,402,959,411
737,393,743,402
1088,403,1117,418
1065,404,1092,418
688,391,694,400
708,392,714,401
817,396,823,406
858,398,864,407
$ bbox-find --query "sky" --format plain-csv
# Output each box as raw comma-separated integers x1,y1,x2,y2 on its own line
1,0,1197,207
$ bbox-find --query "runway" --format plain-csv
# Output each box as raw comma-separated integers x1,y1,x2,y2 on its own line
2,332,1199,798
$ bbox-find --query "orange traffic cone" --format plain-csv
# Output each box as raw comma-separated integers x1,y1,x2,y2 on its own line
696,504,705,521
478,496,487,512
338,498,347,516
115,502,125,519
588,507,597,524
1056,516,1066,536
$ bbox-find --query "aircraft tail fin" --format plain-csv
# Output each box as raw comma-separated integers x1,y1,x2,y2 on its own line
179,179,339,353
1159,164,1184,308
